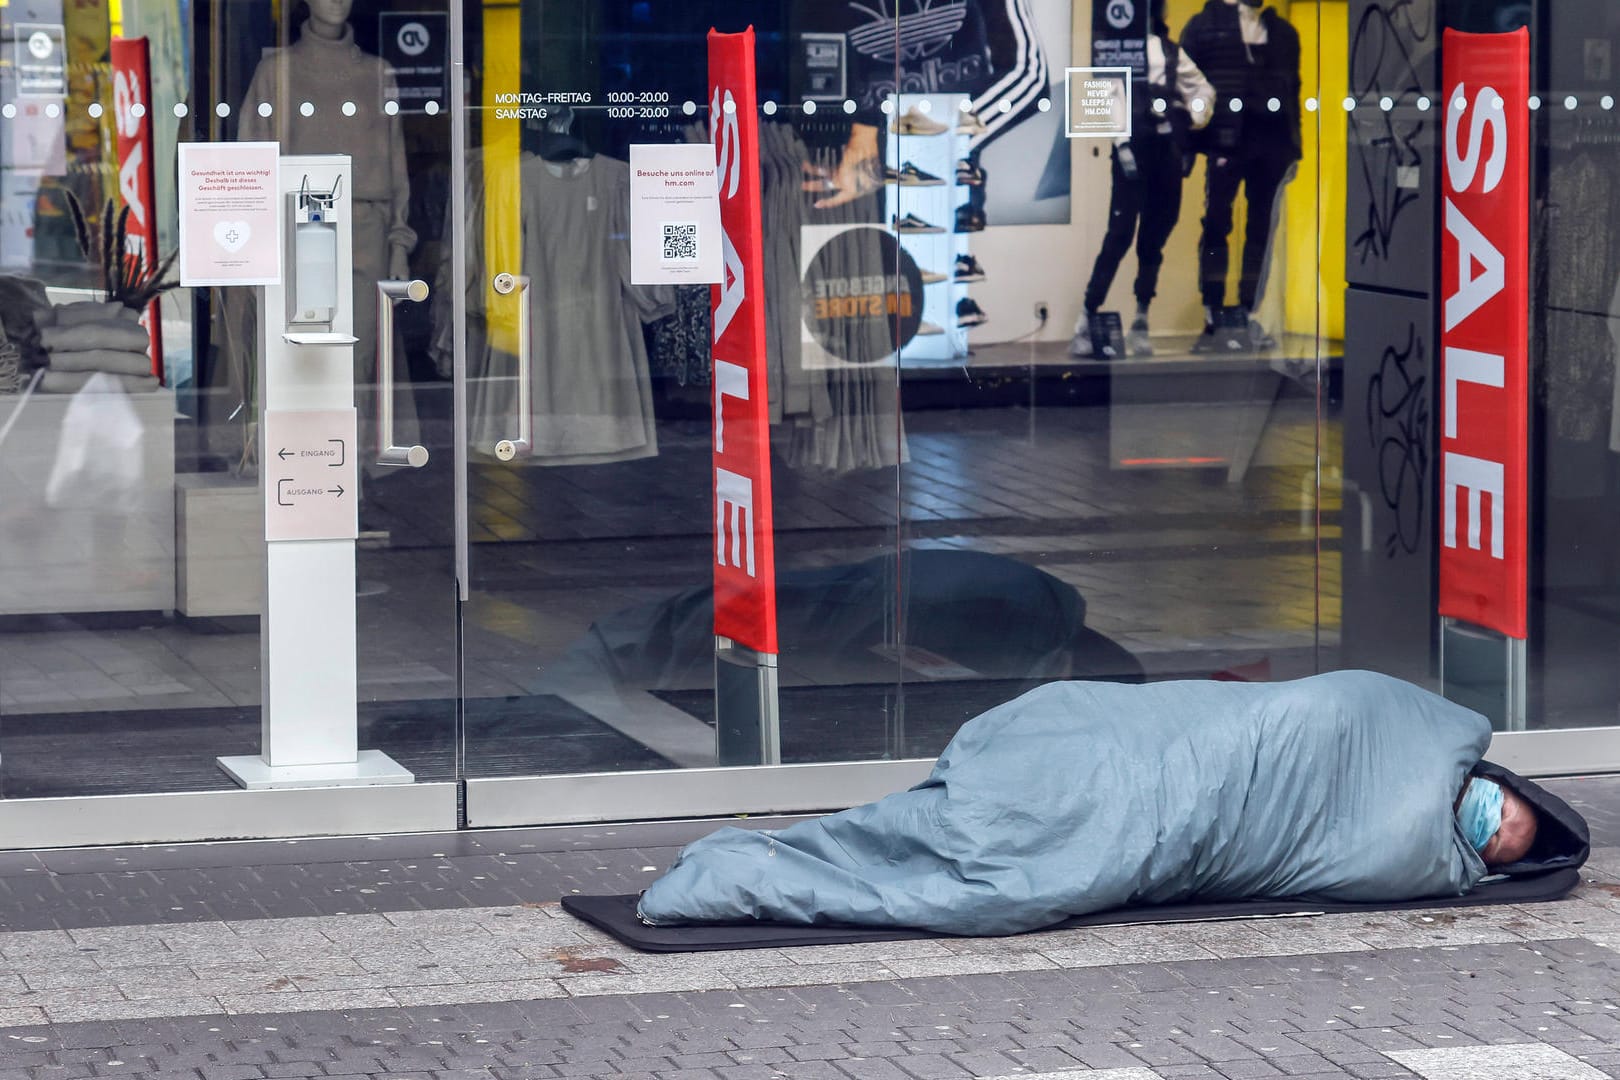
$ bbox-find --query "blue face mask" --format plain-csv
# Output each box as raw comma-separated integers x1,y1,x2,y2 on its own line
1457,778,1504,854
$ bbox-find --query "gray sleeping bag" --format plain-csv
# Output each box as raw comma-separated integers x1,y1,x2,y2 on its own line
637,670,1492,936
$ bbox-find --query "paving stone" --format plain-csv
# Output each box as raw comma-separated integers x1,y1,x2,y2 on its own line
979,1071,1162,1080
1388,1042,1611,1079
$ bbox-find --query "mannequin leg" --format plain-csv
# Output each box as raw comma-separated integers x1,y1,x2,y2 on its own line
1199,153,1243,312
1082,147,1145,314
1247,158,1299,319
1132,138,1184,311
1236,150,1294,312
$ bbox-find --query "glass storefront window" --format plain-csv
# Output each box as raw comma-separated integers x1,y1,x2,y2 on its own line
0,0,1616,842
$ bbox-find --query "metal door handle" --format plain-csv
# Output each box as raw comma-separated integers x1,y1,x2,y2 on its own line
376,279,431,468
492,272,532,461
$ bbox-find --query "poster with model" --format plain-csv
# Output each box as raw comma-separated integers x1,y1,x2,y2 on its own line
799,0,1072,225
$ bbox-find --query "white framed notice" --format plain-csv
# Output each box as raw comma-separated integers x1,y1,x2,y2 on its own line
178,141,282,286
629,143,723,286
1065,67,1132,138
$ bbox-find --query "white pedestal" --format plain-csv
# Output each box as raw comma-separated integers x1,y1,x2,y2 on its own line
216,748,414,789
218,154,396,793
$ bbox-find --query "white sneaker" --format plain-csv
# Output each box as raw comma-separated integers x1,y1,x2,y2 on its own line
892,106,947,136
1126,316,1154,356
916,320,945,336
956,111,988,135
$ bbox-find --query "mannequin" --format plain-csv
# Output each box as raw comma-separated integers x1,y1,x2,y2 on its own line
1180,0,1301,352
237,0,419,453
1072,0,1214,358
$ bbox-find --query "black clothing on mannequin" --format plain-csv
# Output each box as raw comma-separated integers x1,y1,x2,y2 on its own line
1083,128,1184,313
1181,0,1301,314
1082,35,1208,315
1180,1,1301,160
1199,145,1293,311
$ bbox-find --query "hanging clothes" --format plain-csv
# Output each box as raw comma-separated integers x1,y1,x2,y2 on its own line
466,154,674,466
647,286,712,388
778,122,907,475
653,120,905,474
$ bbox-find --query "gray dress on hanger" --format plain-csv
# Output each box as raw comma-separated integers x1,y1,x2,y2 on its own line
466,154,674,466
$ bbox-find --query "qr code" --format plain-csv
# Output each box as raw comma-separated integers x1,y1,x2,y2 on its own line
662,222,699,262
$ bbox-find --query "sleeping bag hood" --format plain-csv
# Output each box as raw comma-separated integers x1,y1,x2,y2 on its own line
1471,759,1589,877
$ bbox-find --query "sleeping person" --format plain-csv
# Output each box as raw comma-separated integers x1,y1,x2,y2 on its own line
1459,776,1537,866
636,671,1583,936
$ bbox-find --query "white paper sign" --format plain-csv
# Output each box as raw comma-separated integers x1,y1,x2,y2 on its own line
629,143,723,286
178,141,282,287
263,409,358,542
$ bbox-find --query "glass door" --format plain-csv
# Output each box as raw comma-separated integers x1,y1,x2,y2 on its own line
0,0,463,840
452,0,937,824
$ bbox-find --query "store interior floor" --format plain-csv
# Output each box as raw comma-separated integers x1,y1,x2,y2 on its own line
11,337,1577,800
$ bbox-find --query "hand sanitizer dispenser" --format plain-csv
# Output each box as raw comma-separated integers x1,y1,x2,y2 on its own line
288,174,343,329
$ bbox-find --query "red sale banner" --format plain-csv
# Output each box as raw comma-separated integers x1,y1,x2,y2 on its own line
1438,28,1528,639
707,27,778,654
110,37,164,381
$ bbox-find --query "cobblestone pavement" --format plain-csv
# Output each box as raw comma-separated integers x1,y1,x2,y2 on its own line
0,777,1616,1079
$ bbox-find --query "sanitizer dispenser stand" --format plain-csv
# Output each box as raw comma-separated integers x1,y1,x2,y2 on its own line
218,154,421,790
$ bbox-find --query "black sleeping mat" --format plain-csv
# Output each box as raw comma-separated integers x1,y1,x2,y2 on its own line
562,867,1582,953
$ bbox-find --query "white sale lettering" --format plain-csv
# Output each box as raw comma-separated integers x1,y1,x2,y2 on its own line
1441,86,1509,563
113,69,149,239
710,83,754,579
711,87,744,343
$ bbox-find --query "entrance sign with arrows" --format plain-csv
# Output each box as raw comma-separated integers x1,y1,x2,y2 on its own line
263,409,359,542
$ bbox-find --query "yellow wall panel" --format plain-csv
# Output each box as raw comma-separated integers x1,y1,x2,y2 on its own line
1285,0,1348,341
483,1,523,355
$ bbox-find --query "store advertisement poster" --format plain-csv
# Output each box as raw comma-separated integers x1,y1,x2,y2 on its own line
629,143,723,286
14,23,67,96
708,27,779,655
378,12,449,113
111,37,164,379
826,0,1072,224
1091,0,1147,74
1437,28,1528,639
177,142,281,287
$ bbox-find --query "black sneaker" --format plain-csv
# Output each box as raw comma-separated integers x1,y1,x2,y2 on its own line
954,205,985,233
882,165,901,184
953,253,986,282
893,212,944,234
896,161,945,186
956,297,988,327
955,158,985,185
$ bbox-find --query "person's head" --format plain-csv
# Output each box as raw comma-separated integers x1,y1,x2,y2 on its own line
1483,787,1537,866
1459,778,1538,867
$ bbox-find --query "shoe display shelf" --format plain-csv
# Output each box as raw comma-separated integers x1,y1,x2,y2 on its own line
885,92,972,364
